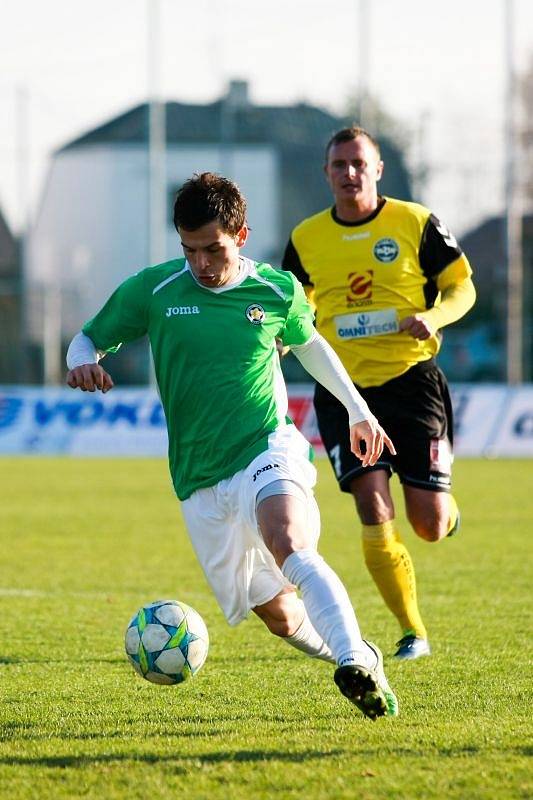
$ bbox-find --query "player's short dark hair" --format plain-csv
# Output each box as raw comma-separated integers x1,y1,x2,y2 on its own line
324,125,381,163
173,172,247,235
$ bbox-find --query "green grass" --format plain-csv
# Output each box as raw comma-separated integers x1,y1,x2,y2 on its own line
0,457,531,799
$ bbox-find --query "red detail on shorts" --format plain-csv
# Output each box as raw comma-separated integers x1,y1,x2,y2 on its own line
429,438,451,473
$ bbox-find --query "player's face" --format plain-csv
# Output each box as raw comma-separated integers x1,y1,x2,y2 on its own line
325,137,383,206
179,221,248,288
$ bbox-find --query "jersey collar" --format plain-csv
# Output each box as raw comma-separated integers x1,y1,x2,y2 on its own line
186,257,255,293
331,196,387,227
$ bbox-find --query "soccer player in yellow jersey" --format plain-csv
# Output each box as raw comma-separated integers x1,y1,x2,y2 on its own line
282,126,476,660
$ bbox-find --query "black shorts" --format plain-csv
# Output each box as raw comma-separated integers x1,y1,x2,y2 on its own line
314,359,454,493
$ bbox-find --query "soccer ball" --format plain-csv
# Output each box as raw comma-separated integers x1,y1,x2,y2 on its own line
125,599,209,685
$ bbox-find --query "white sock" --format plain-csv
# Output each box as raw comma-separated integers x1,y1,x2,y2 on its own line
281,549,372,668
283,599,335,664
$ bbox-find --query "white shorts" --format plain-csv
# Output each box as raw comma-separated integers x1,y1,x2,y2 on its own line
180,425,320,626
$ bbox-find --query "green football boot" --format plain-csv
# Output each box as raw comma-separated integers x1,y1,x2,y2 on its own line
334,641,399,719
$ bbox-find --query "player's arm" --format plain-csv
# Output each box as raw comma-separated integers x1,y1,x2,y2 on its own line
400,271,476,340
66,270,149,391
281,273,395,466
400,214,476,340
66,332,114,393
290,331,396,467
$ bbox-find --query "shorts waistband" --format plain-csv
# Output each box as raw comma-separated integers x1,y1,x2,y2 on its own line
408,357,437,374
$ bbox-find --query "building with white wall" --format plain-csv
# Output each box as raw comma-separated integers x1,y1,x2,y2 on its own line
26,82,412,383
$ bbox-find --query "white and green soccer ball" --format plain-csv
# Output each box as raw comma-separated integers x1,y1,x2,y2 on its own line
125,599,209,685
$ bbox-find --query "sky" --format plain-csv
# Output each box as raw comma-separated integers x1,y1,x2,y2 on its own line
1,0,532,238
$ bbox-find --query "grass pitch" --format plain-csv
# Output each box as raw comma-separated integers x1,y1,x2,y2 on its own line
0,457,531,799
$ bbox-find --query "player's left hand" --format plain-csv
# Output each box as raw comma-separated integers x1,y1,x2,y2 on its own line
349,418,396,468
399,314,434,340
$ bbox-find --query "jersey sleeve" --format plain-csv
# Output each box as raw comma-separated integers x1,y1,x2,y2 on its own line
281,237,313,287
421,276,476,330
82,271,149,353
279,273,316,347
419,214,468,278
435,255,473,290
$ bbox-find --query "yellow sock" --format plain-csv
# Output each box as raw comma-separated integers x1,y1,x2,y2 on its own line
447,494,459,534
362,521,427,639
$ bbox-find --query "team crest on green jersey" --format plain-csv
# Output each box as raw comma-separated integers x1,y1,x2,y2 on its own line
245,304,266,324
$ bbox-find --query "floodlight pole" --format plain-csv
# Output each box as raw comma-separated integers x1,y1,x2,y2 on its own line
504,0,524,384
357,0,370,127
16,84,32,383
147,0,166,386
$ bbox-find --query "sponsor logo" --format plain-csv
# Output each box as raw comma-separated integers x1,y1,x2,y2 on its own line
334,308,399,339
342,231,371,241
373,237,399,263
347,270,373,304
429,473,451,485
514,413,533,437
0,395,166,433
245,304,266,324
0,396,23,429
252,463,280,482
166,305,200,317
337,322,397,338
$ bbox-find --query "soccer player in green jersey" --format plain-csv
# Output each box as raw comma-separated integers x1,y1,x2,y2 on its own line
66,172,398,720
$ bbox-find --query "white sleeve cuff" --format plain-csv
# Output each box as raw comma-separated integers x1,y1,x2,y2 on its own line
290,332,373,425
66,332,101,369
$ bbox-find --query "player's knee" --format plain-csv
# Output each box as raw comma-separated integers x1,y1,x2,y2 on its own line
263,522,312,566
258,500,310,566
254,605,300,638
266,616,298,638
412,517,447,542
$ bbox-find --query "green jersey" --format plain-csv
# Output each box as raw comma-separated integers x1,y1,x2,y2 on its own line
83,257,315,500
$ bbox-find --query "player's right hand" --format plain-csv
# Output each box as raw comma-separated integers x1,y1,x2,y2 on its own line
349,417,396,467
66,364,114,393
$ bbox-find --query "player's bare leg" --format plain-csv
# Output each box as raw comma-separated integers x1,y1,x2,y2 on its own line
351,469,395,525
257,493,398,718
351,471,428,659
403,485,459,542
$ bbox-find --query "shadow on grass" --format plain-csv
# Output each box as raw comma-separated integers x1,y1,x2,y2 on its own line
0,657,123,665
0,654,292,666
0,748,345,770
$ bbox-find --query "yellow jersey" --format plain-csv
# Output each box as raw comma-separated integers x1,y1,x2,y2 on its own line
282,197,473,387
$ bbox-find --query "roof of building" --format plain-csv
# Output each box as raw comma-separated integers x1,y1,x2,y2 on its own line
56,88,413,255
59,100,344,150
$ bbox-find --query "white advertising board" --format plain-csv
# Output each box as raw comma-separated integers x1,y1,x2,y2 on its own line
0,384,532,457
